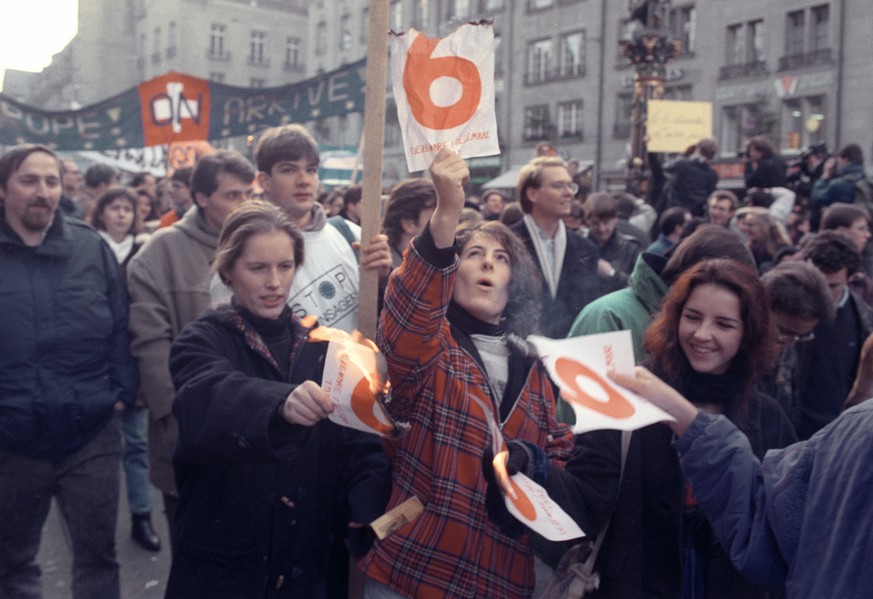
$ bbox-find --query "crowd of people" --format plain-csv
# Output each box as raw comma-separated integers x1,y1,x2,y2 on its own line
1,128,872,599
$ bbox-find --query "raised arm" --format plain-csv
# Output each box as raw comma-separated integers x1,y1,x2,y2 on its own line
429,148,470,247
376,150,470,420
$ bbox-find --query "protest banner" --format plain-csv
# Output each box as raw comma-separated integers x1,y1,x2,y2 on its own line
527,331,674,433
0,60,367,150
390,22,500,172
646,99,712,153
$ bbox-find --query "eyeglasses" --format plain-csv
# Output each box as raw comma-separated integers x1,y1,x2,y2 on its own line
776,327,815,344
546,181,579,195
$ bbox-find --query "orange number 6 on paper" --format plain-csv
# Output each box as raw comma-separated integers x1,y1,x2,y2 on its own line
402,35,482,131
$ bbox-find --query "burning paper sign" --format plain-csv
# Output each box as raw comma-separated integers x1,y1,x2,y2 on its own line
527,331,674,433
309,326,400,437
493,451,585,542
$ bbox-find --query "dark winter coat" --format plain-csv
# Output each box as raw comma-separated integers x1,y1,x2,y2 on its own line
166,306,391,599
669,158,718,217
510,220,600,338
0,212,137,460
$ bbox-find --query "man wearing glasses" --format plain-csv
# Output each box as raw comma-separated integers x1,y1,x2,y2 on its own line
759,261,835,433
510,156,599,338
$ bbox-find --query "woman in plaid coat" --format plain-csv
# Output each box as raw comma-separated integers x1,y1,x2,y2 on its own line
361,149,575,598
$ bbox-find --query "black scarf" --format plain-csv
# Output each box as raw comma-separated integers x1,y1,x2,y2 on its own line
446,300,505,337
680,365,745,419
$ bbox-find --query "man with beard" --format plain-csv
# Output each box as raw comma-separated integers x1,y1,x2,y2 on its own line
0,144,138,598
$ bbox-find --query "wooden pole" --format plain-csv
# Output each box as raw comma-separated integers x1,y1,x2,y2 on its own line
357,0,389,341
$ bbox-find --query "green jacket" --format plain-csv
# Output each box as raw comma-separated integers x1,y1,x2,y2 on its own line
568,252,668,364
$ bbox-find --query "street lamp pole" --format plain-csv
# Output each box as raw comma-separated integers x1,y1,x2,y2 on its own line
619,1,682,185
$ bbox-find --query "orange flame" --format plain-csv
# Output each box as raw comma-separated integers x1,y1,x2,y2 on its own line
309,325,394,435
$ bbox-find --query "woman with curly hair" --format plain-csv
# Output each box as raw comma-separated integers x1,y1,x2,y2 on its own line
362,150,573,598
640,258,796,599
544,258,796,599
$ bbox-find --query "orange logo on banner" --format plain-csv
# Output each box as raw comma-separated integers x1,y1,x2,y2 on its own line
554,357,635,419
139,72,211,146
167,141,215,174
402,35,481,131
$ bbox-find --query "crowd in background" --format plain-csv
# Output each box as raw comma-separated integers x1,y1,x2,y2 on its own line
2,128,873,599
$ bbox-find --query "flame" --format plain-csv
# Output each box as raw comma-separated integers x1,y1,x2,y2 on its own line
309,325,394,434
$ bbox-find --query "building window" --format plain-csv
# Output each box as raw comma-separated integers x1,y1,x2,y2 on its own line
250,30,267,64
494,34,503,75
210,23,226,58
526,38,553,85
316,21,327,56
726,24,744,65
340,14,352,51
523,105,552,141
613,94,632,138
209,72,225,82
668,5,696,54
559,30,585,78
481,0,504,10
361,7,369,42
152,27,162,64
385,101,402,147
663,85,693,101
721,104,764,154
780,6,831,70
720,20,766,79
415,0,429,29
285,37,301,69
810,5,829,52
786,10,805,56
558,100,583,139
391,0,402,31
250,78,265,89
781,95,826,150
167,21,177,58
529,0,554,10
449,0,471,20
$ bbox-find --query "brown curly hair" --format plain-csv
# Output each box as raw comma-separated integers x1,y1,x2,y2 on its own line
644,258,776,417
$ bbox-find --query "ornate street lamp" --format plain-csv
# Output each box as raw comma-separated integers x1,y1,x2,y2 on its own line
620,1,683,184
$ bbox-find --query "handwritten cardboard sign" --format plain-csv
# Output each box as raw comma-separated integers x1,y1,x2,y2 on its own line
646,99,712,153
390,23,500,172
528,331,674,433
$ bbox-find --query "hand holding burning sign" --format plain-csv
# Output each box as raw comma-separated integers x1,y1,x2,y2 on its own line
307,325,406,438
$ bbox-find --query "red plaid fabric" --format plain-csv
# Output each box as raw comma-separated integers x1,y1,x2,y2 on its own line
361,244,574,598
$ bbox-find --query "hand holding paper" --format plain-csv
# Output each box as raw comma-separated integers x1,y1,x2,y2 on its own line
527,331,675,433
307,325,403,437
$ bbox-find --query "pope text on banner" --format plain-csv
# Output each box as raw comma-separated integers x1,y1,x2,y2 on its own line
390,23,500,172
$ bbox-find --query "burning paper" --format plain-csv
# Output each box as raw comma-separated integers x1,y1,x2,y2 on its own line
493,450,585,542
527,331,674,433
309,326,400,437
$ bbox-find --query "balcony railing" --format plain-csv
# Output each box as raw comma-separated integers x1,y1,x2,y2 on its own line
283,61,305,73
524,65,585,86
247,56,271,68
778,48,832,71
718,60,767,80
207,50,232,62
